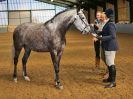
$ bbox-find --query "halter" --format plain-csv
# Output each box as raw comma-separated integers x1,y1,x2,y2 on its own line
74,12,90,33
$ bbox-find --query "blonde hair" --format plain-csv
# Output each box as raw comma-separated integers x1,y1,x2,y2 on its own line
100,12,107,20
96,11,102,14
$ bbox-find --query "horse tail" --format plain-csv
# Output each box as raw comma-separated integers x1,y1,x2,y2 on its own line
10,41,15,80
12,29,17,65
11,43,15,65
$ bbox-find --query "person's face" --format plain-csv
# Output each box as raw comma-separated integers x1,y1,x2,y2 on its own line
100,16,105,22
96,12,101,20
100,14,106,23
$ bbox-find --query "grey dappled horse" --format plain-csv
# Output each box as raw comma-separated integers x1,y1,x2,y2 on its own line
13,8,91,89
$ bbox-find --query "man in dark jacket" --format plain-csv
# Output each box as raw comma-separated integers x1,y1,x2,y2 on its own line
93,8,119,88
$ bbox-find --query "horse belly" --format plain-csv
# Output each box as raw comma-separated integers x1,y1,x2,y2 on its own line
30,44,49,52
25,37,49,52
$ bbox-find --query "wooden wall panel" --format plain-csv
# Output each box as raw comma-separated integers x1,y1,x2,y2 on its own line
90,8,95,24
117,0,130,23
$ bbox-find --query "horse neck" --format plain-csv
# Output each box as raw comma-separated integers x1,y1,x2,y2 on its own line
53,9,76,36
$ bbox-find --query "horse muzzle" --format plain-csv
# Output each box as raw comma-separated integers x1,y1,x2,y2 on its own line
81,27,90,35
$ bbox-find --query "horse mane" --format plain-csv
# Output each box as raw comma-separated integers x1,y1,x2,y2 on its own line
44,8,76,25
52,8,75,19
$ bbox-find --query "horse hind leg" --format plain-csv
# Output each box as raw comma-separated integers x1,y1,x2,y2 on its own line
22,47,31,81
13,48,22,83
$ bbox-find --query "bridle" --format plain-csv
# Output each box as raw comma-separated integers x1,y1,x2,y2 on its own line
74,12,90,33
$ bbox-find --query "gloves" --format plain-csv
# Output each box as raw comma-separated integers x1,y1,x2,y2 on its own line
94,24,99,30
96,35,102,40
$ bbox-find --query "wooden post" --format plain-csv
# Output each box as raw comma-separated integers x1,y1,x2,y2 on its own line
130,0,133,23
114,0,118,23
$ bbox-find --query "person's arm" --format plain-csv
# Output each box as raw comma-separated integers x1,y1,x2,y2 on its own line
97,23,116,41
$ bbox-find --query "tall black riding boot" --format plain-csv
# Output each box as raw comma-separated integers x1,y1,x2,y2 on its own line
103,66,111,83
105,65,116,88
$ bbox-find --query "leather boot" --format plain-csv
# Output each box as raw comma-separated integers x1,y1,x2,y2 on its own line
103,66,111,83
95,58,100,68
105,65,116,88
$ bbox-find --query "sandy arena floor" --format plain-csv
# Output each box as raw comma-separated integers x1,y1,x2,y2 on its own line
0,30,133,99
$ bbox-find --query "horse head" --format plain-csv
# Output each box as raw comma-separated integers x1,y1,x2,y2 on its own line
73,9,91,34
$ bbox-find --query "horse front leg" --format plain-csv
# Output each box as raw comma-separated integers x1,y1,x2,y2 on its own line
57,50,63,68
50,50,63,89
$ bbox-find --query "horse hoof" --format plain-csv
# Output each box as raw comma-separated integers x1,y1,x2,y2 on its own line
56,85,63,90
59,85,63,90
24,76,30,81
13,78,17,83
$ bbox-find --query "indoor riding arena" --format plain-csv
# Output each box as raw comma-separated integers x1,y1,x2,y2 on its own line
0,0,133,99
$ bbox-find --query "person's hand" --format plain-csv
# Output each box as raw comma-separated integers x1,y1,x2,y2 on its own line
91,33,97,37
92,37,98,42
94,24,99,30
90,24,94,27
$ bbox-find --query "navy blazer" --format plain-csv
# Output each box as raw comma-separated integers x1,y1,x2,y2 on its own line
98,20,119,51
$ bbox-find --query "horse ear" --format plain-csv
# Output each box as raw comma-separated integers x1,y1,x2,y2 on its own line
76,1,81,13
76,0,84,13
77,9,84,14
77,7,80,13
81,9,83,11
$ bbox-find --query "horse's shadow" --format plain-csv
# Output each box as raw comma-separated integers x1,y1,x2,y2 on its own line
0,64,106,87
25,64,105,87
0,70,55,88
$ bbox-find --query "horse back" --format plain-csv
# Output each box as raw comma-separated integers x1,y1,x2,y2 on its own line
13,22,50,51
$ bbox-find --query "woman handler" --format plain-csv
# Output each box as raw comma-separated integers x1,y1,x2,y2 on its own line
93,9,119,88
